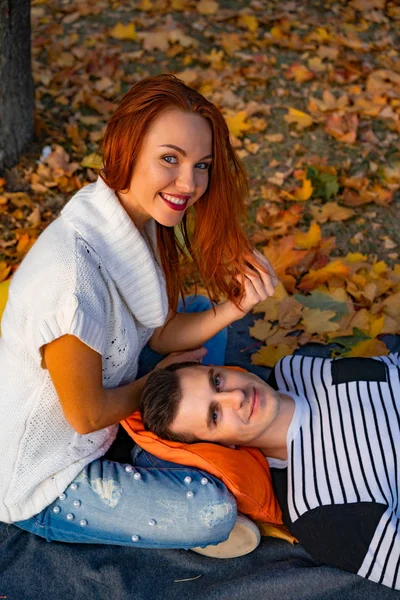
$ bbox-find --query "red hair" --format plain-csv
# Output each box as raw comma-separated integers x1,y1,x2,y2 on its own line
101,74,262,310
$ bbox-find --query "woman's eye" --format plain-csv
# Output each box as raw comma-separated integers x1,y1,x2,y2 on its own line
214,375,221,392
196,162,210,170
163,155,178,165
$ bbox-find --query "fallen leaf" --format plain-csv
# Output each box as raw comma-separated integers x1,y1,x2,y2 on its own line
251,344,294,367
301,307,340,334
309,202,355,223
298,260,350,292
197,0,219,15
346,338,389,357
294,222,321,249
284,108,313,129
109,22,137,41
224,111,251,138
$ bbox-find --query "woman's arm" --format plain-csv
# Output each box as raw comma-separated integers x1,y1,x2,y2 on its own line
150,254,278,355
43,335,205,434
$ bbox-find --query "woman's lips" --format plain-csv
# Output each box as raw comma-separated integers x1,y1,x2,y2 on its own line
159,192,189,212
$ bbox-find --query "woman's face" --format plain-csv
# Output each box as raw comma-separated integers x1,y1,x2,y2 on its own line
118,109,213,229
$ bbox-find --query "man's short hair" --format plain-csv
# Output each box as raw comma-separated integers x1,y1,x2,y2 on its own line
140,361,202,443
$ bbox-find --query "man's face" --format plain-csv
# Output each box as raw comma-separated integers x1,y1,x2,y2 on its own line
169,366,282,447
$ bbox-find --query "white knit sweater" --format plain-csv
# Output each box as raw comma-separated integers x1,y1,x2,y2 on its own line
0,177,168,523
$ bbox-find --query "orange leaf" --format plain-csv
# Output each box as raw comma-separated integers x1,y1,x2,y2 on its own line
263,237,309,278
298,260,350,292
325,113,358,144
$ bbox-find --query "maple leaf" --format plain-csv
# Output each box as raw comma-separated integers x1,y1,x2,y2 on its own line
309,201,355,223
224,111,251,138
0,278,11,333
249,320,277,342
109,22,137,41
298,260,350,292
301,307,340,334
251,344,295,368
81,153,103,170
306,166,339,200
284,108,313,129
294,222,321,249
285,63,315,83
345,338,389,358
278,296,303,329
325,113,359,144
197,0,219,15
238,14,258,33
295,289,349,321
0,262,11,284
263,237,308,292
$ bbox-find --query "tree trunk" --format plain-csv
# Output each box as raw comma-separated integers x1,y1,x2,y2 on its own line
0,0,34,172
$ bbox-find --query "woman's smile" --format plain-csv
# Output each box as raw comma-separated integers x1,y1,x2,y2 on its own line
117,110,212,230
159,192,191,211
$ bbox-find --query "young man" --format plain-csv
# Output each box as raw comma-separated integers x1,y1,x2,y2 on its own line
141,354,400,592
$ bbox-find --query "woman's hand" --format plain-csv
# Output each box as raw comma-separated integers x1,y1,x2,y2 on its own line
226,250,278,319
155,346,208,369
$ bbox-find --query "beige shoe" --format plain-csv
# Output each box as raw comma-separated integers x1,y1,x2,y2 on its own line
191,514,261,559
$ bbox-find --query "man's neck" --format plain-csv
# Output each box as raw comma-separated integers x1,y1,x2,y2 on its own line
258,393,294,461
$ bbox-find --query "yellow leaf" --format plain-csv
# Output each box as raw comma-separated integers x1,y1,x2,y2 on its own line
197,0,219,15
0,262,11,283
285,63,314,83
293,178,313,201
224,111,251,138
238,14,258,32
251,344,294,367
81,153,103,170
298,260,350,292
109,22,137,41
301,307,340,334
284,108,313,129
310,202,355,224
346,339,389,358
345,252,368,262
294,222,321,249
250,320,277,342
369,314,385,338
0,278,11,334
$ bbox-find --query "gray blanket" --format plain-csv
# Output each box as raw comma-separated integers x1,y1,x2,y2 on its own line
1,318,399,599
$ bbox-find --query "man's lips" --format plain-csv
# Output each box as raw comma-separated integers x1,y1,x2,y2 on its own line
159,192,190,212
249,387,258,420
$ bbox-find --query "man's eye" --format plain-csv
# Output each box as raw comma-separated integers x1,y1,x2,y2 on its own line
212,408,219,424
163,155,178,164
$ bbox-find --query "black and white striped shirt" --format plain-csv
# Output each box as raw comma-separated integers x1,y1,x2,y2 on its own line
267,353,400,591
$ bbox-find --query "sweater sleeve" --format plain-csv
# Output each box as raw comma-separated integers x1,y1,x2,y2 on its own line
2,232,110,365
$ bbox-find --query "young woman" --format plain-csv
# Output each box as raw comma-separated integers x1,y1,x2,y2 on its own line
0,74,277,553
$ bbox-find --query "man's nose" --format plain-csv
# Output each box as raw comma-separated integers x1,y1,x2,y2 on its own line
176,167,195,194
219,389,246,411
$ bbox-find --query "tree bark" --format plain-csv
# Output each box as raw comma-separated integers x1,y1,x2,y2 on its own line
0,0,34,172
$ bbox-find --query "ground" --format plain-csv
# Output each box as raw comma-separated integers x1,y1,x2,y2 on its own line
0,0,399,362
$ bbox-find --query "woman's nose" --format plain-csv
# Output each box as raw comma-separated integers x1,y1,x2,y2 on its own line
176,168,195,194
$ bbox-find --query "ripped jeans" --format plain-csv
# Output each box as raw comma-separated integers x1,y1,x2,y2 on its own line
14,296,237,548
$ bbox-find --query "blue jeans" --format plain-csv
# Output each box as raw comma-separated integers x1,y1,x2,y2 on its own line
14,295,236,548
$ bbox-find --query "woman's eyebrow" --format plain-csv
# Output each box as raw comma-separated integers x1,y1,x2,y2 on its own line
158,144,212,161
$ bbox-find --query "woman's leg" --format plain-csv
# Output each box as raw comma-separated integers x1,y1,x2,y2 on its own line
14,453,236,549
137,295,228,377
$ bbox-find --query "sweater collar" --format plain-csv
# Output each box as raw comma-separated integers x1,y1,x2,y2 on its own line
61,177,168,328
